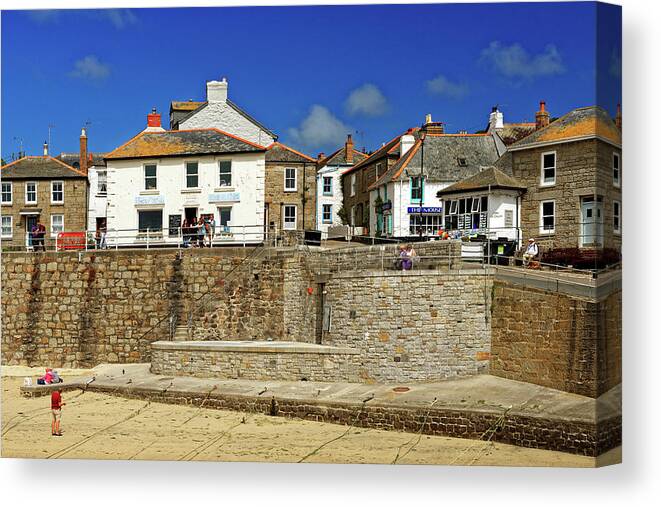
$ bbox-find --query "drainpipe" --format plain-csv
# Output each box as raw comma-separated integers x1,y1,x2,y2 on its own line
301,162,306,231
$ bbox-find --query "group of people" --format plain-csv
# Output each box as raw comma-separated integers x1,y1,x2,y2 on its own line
29,221,47,251
182,216,215,248
396,243,417,271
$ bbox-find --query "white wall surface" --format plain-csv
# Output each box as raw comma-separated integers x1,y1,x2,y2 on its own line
87,165,108,231
316,164,346,238
106,152,265,245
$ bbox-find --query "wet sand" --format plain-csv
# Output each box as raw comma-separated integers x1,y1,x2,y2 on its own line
1,373,619,466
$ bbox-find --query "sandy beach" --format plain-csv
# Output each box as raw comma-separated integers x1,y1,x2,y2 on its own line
1,369,619,466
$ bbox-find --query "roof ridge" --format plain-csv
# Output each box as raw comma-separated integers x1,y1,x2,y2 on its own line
268,142,315,162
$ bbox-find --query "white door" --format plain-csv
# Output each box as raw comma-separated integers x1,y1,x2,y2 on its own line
580,197,603,247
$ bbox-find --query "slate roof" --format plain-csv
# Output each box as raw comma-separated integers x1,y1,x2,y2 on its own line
265,142,315,163
509,106,621,150
104,129,266,161
368,133,500,190
497,123,536,145
436,166,526,196
170,99,277,139
319,147,369,167
0,156,87,179
342,130,416,176
57,152,107,168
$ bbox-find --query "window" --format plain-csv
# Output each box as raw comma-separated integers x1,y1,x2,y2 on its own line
410,214,444,235
411,177,423,201
613,153,621,187
186,162,198,188
541,152,556,186
219,161,232,187
613,200,621,234
504,209,514,228
322,204,332,224
284,168,297,191
1,216,12,237
457,157,467,167
97,170,107,195
26,182,37,204
144,164,157,190
138,210,162,232
540,200,555,234
51,215,64,237
218,207,232,228
322,176,333,196
350,174,356,196
375,163,383,180
443,196,488,231
1,182,12,204
51,181,64,204
283,205,297,230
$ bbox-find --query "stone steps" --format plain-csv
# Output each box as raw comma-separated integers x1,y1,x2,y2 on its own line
173,325,189,342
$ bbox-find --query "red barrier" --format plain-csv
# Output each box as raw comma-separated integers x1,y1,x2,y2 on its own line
56,232,86,251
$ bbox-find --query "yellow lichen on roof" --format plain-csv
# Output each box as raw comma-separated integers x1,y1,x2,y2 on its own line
171,101,204,111
107,133,190,159
535,114,621,146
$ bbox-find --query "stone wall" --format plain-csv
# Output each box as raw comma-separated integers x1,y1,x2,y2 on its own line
490,281,622,397
150,341,361,382
264,161,316,231
1,248,283,367
320,269,493,383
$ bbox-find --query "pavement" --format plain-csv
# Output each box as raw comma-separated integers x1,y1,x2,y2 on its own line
19,363,621,425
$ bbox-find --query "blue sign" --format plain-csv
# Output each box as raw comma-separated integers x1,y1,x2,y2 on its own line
209,192,240,203
407,206,442,214
135,195,165,205
381,201,392,211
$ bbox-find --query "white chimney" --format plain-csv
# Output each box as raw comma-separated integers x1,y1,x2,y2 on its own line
207,77,228,103
43,142,48,156
425,113,433,125
488,106,504,131
400,134,415,156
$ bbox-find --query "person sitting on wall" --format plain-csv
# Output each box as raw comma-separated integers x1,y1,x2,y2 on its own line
401,243,417,271
523,238,539,267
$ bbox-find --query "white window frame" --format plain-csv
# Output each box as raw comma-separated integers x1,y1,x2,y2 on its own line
613,152,621,188
284,167,297,192
350,174,356,197
613,200,621,234
50,214,64,238
283,204,297,230
144,164,158,191
1,182,12,204
97,170,107,195
25,181,37,204
322,176,333,196
540,151,556,187
1,215,12,238
185,161,199,189
449,200,458,215
322,204,332,224
51,180,64,204
218,160,232,187
539,200,555,234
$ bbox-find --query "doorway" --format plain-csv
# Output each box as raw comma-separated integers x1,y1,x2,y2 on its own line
580,196,603,247
184,207,198,223
25,215,38,248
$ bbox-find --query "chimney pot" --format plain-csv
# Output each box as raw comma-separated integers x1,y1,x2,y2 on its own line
207,78,228,103
79,128,88,175
535,100,550,130
425,113,432,124
345,134,354,164
43,142,48,156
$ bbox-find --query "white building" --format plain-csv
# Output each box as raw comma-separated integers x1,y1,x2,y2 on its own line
169,77,277,147
315,134,367,238
103,111,266,246
368,119,502,239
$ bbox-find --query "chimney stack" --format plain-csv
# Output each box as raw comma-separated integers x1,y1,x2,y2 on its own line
43,141,49,156
207,77,228,103
535,101,550,130
79,128,88,174
317,152,325,162
615,103,622,130
425,113,433,125
345,134,354,164
488,105,504,131
147,108,162,128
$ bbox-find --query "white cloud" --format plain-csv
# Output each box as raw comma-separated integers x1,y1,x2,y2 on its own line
27,9,138,30
288,105,351,151
69,55,111,81
345,83,389,117
426,75,469,99
104,9,138,29
480,41,566,80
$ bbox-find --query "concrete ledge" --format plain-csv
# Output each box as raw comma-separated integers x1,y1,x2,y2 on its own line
151,340,359,355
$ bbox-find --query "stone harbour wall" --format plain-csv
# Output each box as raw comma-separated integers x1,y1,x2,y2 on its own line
490,281,622,398
320,269,494,383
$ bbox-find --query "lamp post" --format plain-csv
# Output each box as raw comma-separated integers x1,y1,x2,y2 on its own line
418,130,426,241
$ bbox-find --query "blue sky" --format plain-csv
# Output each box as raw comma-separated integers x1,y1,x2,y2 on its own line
1,2,621,160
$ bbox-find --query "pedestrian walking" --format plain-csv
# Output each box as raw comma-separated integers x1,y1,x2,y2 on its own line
51,388,65,436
